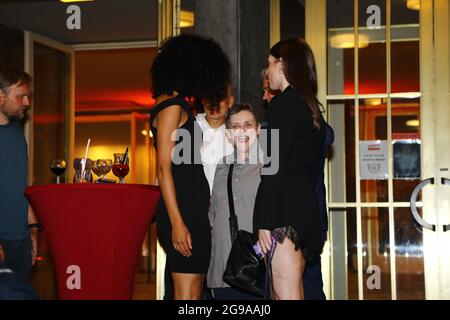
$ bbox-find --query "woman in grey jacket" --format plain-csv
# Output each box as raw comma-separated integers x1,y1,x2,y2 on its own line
207,104,263,300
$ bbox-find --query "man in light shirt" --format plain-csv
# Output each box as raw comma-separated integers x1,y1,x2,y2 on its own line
196,87,235,194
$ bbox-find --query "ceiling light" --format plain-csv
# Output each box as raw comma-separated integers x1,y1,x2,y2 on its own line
180,10,194,28
329,33,369,49
364,98,382,106
406,119,420,127
407,0,420,11
141,130,153,138
60,0,94,2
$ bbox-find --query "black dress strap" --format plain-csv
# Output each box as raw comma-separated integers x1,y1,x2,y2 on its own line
149,95,193,149
150,96,191,120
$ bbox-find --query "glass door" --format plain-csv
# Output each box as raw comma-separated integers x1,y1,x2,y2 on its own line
24,32,75,185
316,0,450,299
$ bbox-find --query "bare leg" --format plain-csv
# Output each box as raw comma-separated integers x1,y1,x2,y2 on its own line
270,238,305,300
172,273,205,300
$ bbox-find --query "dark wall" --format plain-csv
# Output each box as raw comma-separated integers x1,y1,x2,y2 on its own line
195,0,270,122
195,0,239,91
239,0,270,122
280,0,305,40
0,23,24,69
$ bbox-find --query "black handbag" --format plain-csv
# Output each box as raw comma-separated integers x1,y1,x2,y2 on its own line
222,164,266,297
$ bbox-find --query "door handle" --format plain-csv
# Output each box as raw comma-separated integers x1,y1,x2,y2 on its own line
410,178,436,231
441,178,450,232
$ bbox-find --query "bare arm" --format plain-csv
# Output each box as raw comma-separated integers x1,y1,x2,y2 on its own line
28,205,38,224
28,206,39,265
156,105,192,257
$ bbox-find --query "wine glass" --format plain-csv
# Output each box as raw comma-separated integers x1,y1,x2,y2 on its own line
112,153,130,184
96,159,112,181
92,161,103,182
50,159,67,184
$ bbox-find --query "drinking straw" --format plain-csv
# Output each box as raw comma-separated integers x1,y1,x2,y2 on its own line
82,138,91,173
122,147,129,165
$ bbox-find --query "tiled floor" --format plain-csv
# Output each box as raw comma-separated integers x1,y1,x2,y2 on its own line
132,272,156,300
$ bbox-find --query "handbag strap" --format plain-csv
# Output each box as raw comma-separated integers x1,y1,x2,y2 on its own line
264,238,277,300
227,164,239,240
227,164,236,220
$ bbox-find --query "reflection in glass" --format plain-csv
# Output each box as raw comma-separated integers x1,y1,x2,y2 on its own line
328,100,356,203
359,98,388,202
137,119,156,185
33,43,67,185
392,98,421,201
180,0,195,35
393,141,421,178
391,0,420,93
330,207,358,300
327,0,355,95
362,207,391,299
358,0,387,94
346,207,358,300
391,41,419,93
394,207,425,299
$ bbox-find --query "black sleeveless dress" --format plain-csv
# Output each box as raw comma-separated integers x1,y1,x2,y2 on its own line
150,96,211,274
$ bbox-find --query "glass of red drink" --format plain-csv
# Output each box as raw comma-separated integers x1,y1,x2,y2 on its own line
50,159,67,184
112,153,129,184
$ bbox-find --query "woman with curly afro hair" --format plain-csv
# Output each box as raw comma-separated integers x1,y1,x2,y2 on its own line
149,34,231,300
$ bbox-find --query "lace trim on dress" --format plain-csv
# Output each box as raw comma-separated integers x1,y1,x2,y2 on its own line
271,226,318,264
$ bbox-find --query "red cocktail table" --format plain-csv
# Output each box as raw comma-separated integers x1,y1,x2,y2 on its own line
25,184,160,299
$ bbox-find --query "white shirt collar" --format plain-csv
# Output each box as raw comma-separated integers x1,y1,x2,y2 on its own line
196,113,226,132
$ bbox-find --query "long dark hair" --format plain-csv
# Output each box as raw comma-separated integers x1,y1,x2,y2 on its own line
269,38,322,129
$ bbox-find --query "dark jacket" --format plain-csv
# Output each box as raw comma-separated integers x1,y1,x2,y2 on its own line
254,86,326,261
315,122,334,232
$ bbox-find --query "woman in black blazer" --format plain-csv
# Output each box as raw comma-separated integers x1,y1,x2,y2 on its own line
254,38,326,300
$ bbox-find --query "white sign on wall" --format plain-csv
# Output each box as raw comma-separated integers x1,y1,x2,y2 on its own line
359,140,388,180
